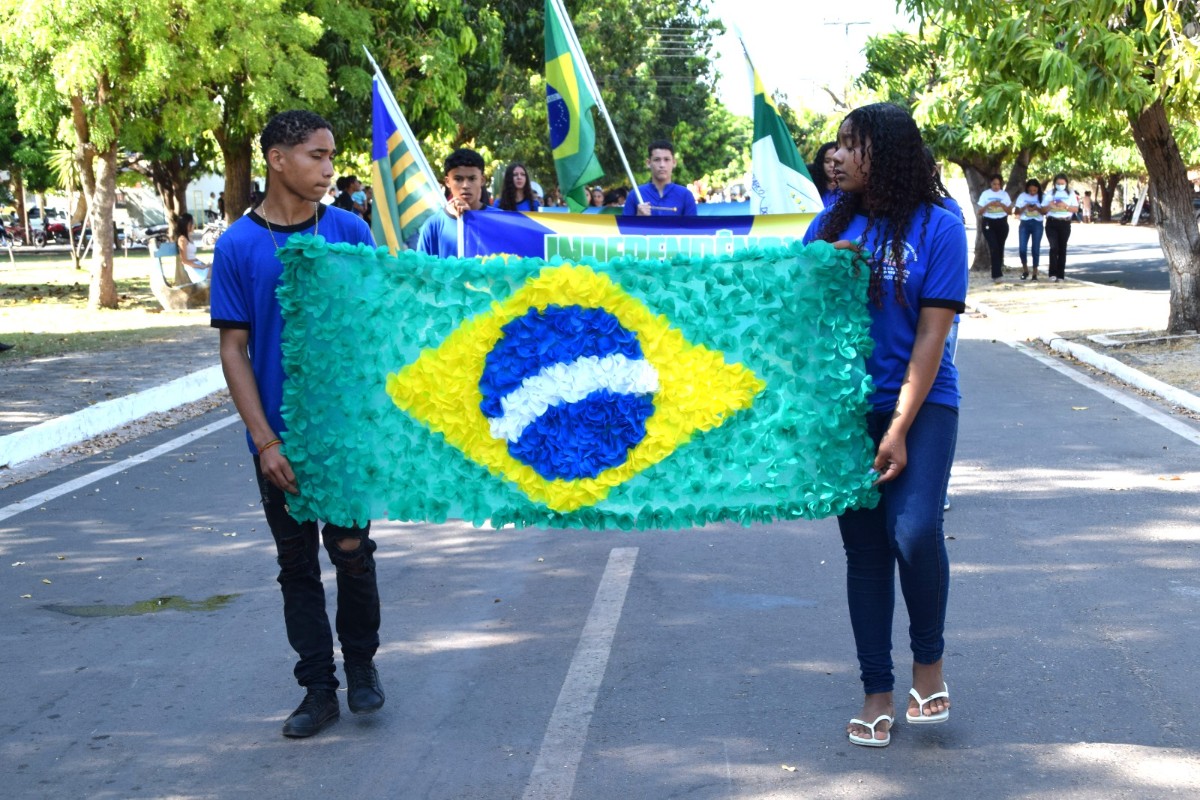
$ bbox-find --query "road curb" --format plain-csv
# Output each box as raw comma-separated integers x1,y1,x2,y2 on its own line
0,365,226,468
971,299,1200,415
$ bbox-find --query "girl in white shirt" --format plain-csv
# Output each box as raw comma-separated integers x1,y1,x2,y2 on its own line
1013,179,1045,281
975,175,1012,282
1043,173,1079,282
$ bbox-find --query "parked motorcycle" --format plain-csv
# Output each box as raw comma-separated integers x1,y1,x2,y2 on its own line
1119,200,1154,225
2,218,46,247
199,219,227,247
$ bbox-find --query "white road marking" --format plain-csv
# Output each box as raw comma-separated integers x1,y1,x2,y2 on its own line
0,414,240,524
523,546,638,800
1009,341,1200,447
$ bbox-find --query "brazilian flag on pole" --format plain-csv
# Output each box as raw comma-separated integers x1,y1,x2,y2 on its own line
745,45,823,214
370,73,444,254
545,0,605,211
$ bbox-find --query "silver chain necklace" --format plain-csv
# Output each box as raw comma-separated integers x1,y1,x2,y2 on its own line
261,201,319,250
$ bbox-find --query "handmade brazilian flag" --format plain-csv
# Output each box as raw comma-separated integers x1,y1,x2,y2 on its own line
370,74,443,254
545,0,604,211
275,237,879,530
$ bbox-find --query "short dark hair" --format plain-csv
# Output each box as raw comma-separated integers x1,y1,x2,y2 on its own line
990,174,1004,184
260,110,332,161
647,139,674,158
444,148,485,174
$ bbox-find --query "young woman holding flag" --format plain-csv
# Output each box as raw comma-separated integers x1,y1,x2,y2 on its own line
802,102,967,748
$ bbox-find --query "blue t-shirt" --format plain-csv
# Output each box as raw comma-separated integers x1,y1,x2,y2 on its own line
802,203,968,411
416,205,500,257
492,197,538,212
622,182,697,216
210,205,374,453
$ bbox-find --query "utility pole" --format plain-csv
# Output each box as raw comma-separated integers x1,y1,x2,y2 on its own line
822,19,870,102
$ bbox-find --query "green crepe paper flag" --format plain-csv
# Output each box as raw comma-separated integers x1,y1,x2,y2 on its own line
276,236,879,530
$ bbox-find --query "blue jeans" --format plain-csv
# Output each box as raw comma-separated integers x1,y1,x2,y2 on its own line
1018,218,1043,270
837,402,957,695
254,457,381,690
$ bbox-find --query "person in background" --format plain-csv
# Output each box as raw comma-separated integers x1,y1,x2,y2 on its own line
174,213,207,282
333,176,360,214
217,192,226,220
494,163,540,212
1013,179,1045,281
802,102,965,748
588,186,605,208
603,188,627,207
623,140,697,217
416,148,498,257
1080,191,1093,223
1044,173,1078,283
810,141,840,208
976,174,1013,283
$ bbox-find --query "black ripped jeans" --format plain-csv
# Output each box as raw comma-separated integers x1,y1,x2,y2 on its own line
254,457,381,690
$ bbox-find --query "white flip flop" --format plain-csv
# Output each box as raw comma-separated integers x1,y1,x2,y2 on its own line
848,713,893,747
906,682,950,724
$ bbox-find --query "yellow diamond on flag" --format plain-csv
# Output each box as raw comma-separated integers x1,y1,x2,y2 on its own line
386,264,765,512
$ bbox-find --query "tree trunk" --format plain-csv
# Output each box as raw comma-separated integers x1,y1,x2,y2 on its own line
215,128,253,223
13,169,29,245
956,156,1002,273
1094,173,1120,222
146,155,192,284
1128,100,1200,333
88,144,119,309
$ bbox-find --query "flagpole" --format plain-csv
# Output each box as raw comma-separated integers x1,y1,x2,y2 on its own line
362,46,443,192
548,0,644,205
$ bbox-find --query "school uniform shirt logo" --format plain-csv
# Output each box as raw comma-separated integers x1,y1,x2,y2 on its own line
863,240,919,281
386,264,765,512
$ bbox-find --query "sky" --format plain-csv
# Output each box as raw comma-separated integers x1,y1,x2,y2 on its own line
707,0,919,117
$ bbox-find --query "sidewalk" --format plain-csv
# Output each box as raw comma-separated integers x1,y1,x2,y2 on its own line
2,246,1197,472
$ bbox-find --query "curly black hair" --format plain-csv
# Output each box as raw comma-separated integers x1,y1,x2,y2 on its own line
497,163,539,212
816,103,949,306
259,110,332,161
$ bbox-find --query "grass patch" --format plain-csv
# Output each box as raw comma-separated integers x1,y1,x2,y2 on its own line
0,250,210,359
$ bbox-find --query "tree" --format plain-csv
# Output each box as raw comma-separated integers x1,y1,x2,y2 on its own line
0,0,177,308
0,84,55,245
860,29,1082,271
905,0,1200,332
434,0,731,193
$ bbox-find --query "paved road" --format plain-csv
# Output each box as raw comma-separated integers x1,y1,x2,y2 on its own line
3,320,1200,798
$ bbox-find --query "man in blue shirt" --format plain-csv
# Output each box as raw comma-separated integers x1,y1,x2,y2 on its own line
623,139,697,217
416,148,499,257
211,110,385,739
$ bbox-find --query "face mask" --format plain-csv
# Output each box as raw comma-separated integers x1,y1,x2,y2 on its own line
1055,183,1066,190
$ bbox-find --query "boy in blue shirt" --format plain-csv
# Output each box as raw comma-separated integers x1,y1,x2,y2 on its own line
416,148,499,257
210,110,384,739
623,139,697,217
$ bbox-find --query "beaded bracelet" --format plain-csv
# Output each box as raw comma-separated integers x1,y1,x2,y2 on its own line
258,438,282,455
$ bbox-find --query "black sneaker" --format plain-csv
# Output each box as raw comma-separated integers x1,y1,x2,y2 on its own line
345,660,385,715
281,688,339,738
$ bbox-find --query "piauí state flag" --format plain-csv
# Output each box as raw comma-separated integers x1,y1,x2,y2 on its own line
370,74,444,254
545,0,604,212
748,60,823,214
274,235,880,530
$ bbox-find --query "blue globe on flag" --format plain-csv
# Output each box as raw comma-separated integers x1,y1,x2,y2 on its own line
479,305,659,481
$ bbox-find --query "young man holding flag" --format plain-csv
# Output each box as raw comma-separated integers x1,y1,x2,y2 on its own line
211,110,385,739
623,140,697,217
416,148,500,258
